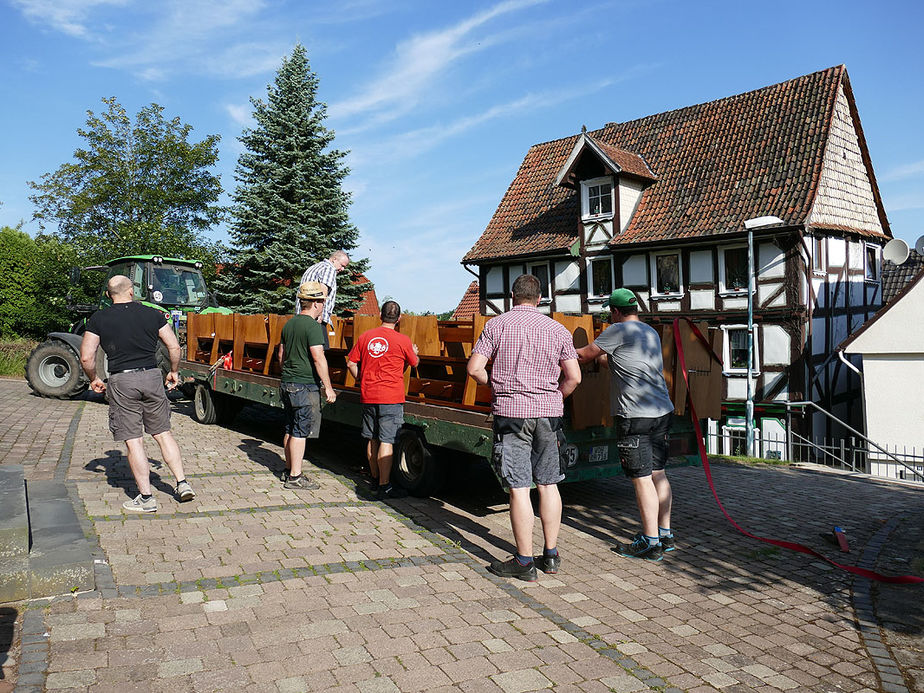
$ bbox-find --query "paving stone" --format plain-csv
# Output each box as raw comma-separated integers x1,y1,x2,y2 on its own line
491,668,552,693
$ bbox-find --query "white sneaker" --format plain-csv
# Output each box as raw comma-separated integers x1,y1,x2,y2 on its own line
175,481,196,502
123,494,157,513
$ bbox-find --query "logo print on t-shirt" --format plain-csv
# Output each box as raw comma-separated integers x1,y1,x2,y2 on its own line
368,337,389,358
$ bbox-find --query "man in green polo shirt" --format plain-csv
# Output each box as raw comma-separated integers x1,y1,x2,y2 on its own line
278,281,337,490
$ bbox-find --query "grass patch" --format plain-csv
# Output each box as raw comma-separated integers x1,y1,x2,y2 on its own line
0,339,36,377
707,454,790,467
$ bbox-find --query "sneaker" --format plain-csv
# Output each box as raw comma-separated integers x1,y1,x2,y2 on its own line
377,484,408,500
284,475,320,490
123,495,157,513
612,533,664,561
175,481,196,502
660,534,676,552
534,553,562,574
487,556,538,582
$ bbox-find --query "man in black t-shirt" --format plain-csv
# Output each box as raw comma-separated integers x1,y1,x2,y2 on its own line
80,275,195,513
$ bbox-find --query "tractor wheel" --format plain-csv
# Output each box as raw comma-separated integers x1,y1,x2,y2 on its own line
25,341,88,399
192,383,217,424
155,342,171,379
393,428,446,497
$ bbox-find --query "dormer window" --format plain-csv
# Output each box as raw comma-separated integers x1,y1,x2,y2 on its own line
581,176,614,221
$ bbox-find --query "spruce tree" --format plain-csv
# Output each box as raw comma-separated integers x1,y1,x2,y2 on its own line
216,43,370,314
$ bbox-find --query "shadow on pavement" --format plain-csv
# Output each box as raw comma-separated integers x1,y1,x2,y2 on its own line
83,448,172,499
0,606,16,680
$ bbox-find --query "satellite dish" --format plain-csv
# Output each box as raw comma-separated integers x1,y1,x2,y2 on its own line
882,238,910,265
916,235,924,256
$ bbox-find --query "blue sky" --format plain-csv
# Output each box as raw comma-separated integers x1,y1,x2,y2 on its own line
1,0,922,312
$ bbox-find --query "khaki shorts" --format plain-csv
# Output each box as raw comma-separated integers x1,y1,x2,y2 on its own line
107,369,171,441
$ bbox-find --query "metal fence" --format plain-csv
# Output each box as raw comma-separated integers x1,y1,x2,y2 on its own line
704,429,924,484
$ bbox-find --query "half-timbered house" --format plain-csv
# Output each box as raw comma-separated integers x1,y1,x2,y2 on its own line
461,66,891,455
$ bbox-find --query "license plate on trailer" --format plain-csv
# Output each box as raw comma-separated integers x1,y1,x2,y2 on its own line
589,446,608,462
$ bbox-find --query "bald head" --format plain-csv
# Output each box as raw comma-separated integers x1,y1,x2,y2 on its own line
107,275,134,301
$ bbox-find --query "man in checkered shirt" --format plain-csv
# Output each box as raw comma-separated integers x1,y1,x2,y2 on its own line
294,250,350,348
467,274,581,582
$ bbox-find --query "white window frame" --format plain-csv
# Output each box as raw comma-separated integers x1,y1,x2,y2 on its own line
717,244,750,295
811,235,826,275
528,261,552,304
864,242,881,282
586,256,615,300
649,250,684,298
580,176,615,222
721,422,759,457
721,324,760,376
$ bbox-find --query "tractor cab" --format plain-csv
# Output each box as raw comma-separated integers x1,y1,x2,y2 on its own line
94,255,213,316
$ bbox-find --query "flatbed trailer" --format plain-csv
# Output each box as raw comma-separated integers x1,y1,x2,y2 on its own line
179,311,706,496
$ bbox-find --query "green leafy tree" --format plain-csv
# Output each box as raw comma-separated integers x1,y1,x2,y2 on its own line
0,227,82,338
214,43,369,314
28,97,225,265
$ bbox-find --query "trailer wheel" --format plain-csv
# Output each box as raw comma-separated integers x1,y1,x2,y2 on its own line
393,428,446,497
25,341,87,399
193,383,217,424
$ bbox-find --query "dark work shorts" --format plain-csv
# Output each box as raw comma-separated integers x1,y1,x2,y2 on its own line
492,416,565,489
107,369,171,442
280,382,322,439
361,404,404,444
615,412,673,478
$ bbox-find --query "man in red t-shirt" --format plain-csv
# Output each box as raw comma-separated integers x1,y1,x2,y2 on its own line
347,300,419,499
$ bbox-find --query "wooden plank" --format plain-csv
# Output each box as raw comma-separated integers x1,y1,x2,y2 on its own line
399,315,440,356
211,313,234,364
233,314,269,372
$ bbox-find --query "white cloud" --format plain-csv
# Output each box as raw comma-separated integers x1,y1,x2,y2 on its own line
881,160,924,182
328,0,549,124
11,0,129,38
344,76,622,167
224,103,253,127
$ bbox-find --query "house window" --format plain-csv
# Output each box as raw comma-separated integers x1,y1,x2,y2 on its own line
811,235,826,274
864,242,881,281
588,257,614,298
650,251,683,297
581,176,614,220
529,262,551,301
721,325,759,375
718,246,749,293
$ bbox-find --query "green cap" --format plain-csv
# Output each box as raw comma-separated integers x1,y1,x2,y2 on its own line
608,288,638,308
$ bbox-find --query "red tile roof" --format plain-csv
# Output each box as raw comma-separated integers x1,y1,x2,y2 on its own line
463,66,890,263
451,281,480,320
352,275,379,316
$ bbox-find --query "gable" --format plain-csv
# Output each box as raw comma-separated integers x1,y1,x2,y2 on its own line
844,271,924,354
808,84,883,234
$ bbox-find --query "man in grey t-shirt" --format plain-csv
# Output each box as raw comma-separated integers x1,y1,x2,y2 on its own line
577,288,675,561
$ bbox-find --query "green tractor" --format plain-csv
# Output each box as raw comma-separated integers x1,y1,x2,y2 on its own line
25,255,230,399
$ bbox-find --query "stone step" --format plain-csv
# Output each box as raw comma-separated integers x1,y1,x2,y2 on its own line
0,479,95,603
0,465,29,560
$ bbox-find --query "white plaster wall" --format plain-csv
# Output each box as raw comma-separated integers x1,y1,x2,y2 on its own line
634,289,650,305
811,318,827,356
689,250,713,284
619,179,645,232
509,264,526,287
724,297,748,310
621,255,647,286
758,243,786,279
485,266,504,294
828,237,847,267
554,260,580,292
726,377,747,400
762,325,790,365
484,303,500,316
690,290,714,310
655,300,681,312
758,282,785,307
847,241,863,271
811,277,825,309
555,294,582,313
847,279,924,354
584,220,613,249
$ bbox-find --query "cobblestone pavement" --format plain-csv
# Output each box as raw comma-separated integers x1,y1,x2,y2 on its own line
0,376,922,693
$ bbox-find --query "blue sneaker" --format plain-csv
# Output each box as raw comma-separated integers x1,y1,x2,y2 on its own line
612,533,663,561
